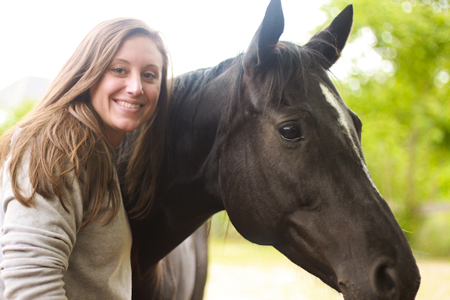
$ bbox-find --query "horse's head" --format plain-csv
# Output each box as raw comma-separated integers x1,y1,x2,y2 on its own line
219,1,420,299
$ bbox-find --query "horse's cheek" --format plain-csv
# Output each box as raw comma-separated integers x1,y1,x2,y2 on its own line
219,134,279,243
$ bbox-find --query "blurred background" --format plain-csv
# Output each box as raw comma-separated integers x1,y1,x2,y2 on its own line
1,0,449,298
323,0,450,258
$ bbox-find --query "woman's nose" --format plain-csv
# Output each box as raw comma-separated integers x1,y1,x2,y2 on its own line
126,73,143,96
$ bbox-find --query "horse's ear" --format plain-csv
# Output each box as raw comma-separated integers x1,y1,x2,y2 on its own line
243,0,284,74
305,5,353,69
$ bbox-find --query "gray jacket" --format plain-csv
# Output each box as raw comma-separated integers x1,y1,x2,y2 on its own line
0,129,132,299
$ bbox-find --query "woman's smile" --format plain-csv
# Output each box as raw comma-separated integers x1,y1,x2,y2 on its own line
114,100,143,109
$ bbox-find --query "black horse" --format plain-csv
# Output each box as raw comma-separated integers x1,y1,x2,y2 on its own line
118,1,421,299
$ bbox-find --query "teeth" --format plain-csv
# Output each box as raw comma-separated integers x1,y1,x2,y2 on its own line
117,101,141,109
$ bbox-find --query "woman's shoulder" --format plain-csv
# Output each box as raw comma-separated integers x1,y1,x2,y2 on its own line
10,127,22,146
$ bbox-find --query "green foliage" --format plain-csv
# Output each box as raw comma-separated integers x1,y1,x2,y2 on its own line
210,211,242,239
0,99,37,135
416,211,450,257
322,0,450,254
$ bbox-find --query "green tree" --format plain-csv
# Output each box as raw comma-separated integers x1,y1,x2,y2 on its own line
0,100,37,135
321,0,450,252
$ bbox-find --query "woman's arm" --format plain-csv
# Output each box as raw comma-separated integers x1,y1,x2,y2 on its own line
0,154,84,300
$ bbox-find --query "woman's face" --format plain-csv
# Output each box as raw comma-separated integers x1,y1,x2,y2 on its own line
90,34,163,148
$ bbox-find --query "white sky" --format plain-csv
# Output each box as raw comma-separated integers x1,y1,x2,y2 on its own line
0,0,331,90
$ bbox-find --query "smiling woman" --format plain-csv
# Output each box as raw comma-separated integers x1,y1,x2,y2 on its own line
90,35,164,147
0,18,170,299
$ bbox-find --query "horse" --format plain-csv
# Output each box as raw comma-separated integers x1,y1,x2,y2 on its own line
118,1,421,299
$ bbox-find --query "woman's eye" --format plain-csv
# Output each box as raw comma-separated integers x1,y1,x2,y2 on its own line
143,72,156,80
279,123,302,140
112,68,126,74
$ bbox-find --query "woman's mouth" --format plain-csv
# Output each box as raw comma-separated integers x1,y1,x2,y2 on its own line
116,100,142,109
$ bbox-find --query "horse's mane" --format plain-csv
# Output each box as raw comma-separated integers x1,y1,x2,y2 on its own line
171,57,241,105
221,42,320,139
272,42,318,99
167,41,321,143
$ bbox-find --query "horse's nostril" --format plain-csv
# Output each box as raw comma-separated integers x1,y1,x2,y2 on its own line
373,263,397,299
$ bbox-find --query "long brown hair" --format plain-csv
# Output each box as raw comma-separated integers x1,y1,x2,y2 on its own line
0,18,171,227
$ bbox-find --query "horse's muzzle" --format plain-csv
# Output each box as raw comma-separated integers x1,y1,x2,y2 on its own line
338,255,420,300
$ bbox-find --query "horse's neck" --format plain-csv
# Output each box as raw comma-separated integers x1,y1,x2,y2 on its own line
161,65,236,204
131,63,238,270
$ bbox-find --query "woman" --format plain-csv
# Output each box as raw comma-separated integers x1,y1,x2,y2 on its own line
0,17,170,299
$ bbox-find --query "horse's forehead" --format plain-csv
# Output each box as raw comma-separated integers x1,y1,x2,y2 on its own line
318,83,354,136
319,83,381,196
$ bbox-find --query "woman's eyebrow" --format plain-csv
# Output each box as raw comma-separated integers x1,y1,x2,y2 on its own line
111,58,128,63
144,64,161,69
111,58,160,70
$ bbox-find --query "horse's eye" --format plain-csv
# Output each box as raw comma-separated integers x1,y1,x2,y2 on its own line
279,123,302,140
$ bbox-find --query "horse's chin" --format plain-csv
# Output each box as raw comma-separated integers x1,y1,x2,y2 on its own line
340,286,356,300
339,284,378,300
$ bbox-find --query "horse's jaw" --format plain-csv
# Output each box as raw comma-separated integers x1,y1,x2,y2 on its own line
272,218,420,300
275,242,419,300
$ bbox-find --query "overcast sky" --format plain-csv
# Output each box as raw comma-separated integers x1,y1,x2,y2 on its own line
0,0,332,90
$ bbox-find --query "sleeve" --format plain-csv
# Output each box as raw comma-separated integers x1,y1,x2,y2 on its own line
0,154,85,300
